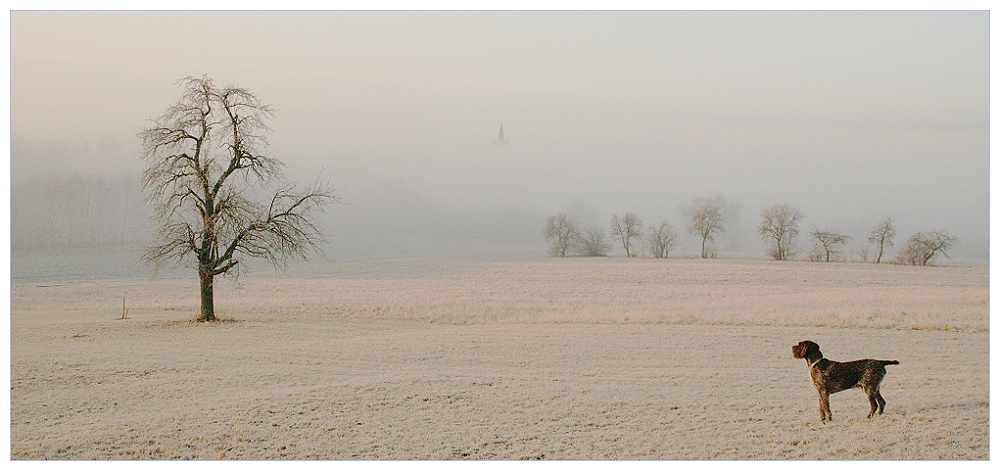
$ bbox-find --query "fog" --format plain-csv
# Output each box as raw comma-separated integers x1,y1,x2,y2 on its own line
9,11,989,281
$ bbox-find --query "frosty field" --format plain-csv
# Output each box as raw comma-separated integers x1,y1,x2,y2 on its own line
9,256,989,460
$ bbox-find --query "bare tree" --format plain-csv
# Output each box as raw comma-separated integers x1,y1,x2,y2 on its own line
141,76,336,322
647,221,679,259
610,213,643,257
577,227,611,257
758,204,803,261
688,196,725,259
545,213,579,257
809,229,850,262
896,231,958,266
867,216,896,263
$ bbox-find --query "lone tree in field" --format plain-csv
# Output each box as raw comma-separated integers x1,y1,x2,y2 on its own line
545,213,579,257
611,212,643,257
577,227,611,257
867,216,896,263
688,196,725,259
896,231,957,266
141,76,336,322
647,221,679,259
758,204,803,261
809,229,850,262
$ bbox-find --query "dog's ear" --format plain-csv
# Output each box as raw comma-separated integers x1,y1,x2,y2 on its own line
804,341,820,357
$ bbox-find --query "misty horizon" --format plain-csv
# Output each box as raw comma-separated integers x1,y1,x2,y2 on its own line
9,11,989,280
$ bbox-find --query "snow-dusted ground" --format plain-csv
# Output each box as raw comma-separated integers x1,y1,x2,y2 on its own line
10,257,989,459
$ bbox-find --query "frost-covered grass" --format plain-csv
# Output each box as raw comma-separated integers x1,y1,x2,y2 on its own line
9,256,989,459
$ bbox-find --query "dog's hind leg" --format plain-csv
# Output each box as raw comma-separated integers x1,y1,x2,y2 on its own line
865,387,880,418
875,390,886,415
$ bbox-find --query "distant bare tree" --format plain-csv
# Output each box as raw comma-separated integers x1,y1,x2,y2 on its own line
867,217,896,264
577,228,611,257
896,231,958,266
646,221,679,259
855,244,871,263
809,229,850,262
545,213,579,257
611,213,643,258
141,76,336,322
758,204,803,261
688,196,725,259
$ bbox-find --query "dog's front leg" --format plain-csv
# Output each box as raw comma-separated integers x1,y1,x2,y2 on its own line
818,390,832,423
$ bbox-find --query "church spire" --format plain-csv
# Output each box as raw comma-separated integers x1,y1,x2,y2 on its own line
495,122,507,145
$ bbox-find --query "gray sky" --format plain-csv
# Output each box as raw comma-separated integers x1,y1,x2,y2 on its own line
9,11,990,264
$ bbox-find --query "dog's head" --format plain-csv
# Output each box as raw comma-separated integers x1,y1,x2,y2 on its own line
792,340,821,359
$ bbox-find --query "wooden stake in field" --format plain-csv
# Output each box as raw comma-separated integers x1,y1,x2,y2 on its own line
120,292,129,320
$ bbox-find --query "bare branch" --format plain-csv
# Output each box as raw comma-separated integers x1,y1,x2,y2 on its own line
688,195,725,259
896,231,957,266
867,216,896,264
647,221,679,259
144,221,197,266
758,204,803,261
545,213,580,257
610,213,643,258
576,227,611,257
809,229,850,262
217,181,338,271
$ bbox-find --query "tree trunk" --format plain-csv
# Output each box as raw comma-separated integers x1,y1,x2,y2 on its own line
199,267,216,322
876,244,884,263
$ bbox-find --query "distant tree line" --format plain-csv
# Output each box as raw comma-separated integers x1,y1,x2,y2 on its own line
546,211,679,259
545,197,957,266
10,173,150,250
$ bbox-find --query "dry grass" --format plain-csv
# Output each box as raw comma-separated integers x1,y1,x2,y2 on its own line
9,256,989,459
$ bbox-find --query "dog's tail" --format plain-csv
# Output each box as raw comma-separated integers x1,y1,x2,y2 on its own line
880,360,900,366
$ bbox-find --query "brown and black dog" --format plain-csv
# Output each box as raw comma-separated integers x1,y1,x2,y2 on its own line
792,340,898,422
